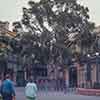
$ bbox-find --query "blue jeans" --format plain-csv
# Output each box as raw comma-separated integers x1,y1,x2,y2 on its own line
2,93,13,100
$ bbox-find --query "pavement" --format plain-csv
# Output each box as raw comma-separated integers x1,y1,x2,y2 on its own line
16,87,100,100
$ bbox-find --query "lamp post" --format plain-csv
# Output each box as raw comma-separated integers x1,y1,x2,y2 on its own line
86,54,92,88
95,52,99,83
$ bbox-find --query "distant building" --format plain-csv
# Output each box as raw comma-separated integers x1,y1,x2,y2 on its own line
94,26,100,50
0,21,9,34
94,26,100,35
0,21,17,80
0,21,16,37
77,26,100,88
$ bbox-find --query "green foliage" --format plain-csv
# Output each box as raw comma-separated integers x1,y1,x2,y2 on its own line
12,0,96,65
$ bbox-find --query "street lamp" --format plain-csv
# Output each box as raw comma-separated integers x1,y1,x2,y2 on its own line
96,52,99,56
87,54,90,57
86,54,92,88
95,52,99,83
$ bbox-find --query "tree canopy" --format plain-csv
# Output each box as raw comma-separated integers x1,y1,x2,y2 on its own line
12,0,96,65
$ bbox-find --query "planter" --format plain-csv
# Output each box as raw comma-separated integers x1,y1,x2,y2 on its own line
77,88,100,96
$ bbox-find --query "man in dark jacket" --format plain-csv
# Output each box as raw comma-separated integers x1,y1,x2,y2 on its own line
0,74,16,100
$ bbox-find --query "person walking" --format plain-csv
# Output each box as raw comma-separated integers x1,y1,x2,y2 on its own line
25,76,38,100
0,75,2,87
0,74,16,100
64,79,69,94
0,75,2,100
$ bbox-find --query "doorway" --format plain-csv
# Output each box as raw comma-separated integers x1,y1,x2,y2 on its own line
69,66,77,88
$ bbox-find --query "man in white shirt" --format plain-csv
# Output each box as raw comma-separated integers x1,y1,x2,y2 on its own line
25,76,38,100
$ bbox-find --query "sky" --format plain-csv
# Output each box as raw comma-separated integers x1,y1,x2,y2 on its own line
0,0,100,27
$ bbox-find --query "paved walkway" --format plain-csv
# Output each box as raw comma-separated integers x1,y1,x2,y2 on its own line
16,87,100,100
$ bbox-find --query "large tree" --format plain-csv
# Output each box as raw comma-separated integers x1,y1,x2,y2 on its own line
12,0,96,65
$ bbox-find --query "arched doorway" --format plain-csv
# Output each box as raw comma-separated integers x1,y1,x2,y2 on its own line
69,66,77,88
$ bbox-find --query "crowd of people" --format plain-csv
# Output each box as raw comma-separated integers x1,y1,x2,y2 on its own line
35,79,69,92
